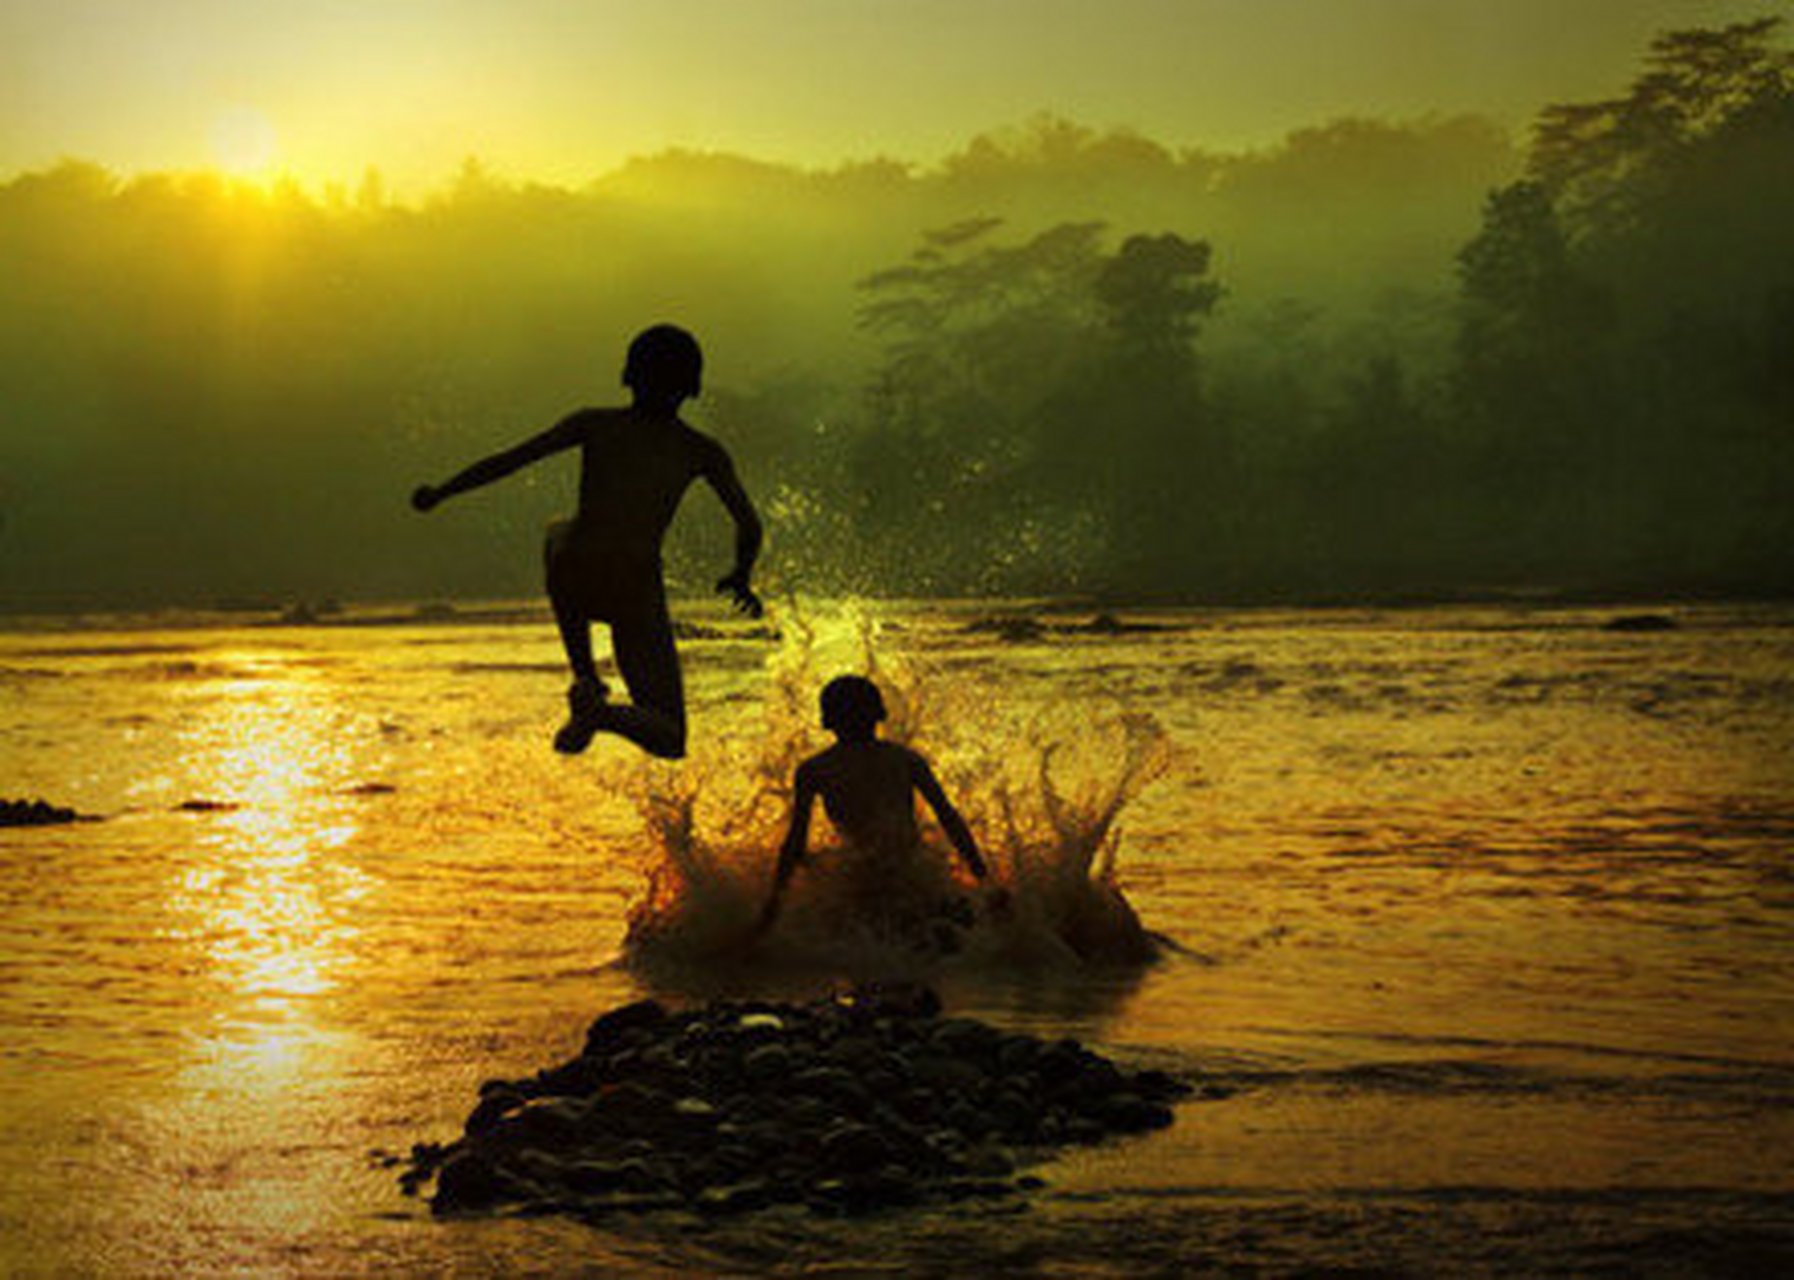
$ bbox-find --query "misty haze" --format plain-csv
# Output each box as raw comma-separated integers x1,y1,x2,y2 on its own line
6,8,1794,1278
4,19,1787,613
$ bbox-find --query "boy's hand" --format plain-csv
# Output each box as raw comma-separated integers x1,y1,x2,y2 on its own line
411,485,442,513
715,570,764,618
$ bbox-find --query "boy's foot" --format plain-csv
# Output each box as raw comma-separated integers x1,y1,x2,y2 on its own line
553,677,608,754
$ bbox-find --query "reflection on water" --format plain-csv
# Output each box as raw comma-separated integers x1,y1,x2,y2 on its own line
1,606,1791,1274
166,663,372,1009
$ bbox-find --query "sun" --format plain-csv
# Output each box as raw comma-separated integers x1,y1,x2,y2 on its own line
210,105,280,177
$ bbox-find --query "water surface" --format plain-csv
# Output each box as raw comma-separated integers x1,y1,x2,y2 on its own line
2,601,1791,1275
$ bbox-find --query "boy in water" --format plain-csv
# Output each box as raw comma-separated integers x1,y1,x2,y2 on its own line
411,325,763,759
755,675,1006,940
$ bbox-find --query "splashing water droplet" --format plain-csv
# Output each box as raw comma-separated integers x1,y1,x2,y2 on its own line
620,601,1172,983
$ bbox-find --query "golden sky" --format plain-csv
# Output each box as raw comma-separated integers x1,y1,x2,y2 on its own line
0,0,1780,192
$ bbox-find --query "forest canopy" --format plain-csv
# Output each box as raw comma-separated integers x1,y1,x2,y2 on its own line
0,19,1787,609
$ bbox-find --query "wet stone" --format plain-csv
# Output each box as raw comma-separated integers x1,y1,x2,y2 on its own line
695,1179,773,1215
996,1035,1042,1073
1133,1069,1193,1101
583,999,668,1057
910,1053,985,1099
1099,1094,1175,1132
743,1042,793,1083
962,1143,1016,1178
401,985,1198,1220
464,1087,527,1136
433,1151,511,1213
1,797,84,826
791,1065,870,1114
505,1097,588,1149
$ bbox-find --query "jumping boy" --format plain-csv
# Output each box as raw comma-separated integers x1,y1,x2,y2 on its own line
755,675,1006,940
411,325,762,759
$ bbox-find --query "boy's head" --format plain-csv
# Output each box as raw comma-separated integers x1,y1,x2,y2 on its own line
623,324,703,406
820,675,886,740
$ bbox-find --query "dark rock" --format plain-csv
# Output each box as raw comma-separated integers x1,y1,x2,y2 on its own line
818,1121,894,1175
996,1035,1041,1073
930,1017,1001,1060
695,1179,772,1215
943,1101,991,1141
532,1054,605,1098
563,1159,640,1195
791,1065,871,1114
505,1098,588,1149
464,1087,528,1136
807,1166,920,1214
1098,1093,1175,1132
962,1143,1015,1178
782,1094,835,1134
824,1033,887,1074
1132,1069,1192,1100
910,1053,985,1099
432,1150,512,1213
940,1176,1017,1201
593,1080,670,1126
1035,1038,1091,1091
404,986,1189,1221
175,798,239,813
1073,1056,1126,1098
1605,613,1676,632
577,1190,685,1216
709,1142,759,1179
0,798,83,827
963,615,1046,643
845,981,941,1019
988,1089,1041,1140
860,1067,902,1099
742,1042,793,1084
1063,1116,1106,1144
895,1086,939,1124
730,1011,788,1038
583,999,669,1057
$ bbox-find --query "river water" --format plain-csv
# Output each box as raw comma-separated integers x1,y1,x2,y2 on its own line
2,600,1791,1276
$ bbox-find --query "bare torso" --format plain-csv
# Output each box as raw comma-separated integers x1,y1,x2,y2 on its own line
568,408,717,559
548,408,722,620
800,740,925,854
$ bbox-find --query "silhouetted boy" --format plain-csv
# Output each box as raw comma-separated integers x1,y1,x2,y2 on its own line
412,325,762,759
755,675,1005,938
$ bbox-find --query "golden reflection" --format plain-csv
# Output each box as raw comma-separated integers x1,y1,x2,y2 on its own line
167,656,370,1010
141,654,376,1239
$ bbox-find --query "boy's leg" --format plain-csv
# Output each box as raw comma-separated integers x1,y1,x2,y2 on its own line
545,524,610,754
549,595,613,755
592,607,687,759
551,592,602,687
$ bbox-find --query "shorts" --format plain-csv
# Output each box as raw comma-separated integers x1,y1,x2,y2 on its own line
544,519,665,624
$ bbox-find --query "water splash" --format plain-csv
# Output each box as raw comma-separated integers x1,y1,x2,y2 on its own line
620,601,1171,983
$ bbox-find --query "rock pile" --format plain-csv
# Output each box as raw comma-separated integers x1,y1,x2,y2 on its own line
1,797,82,827
399,985,1191,1219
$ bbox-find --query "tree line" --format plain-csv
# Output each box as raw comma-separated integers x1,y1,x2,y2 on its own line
0,19,1785,608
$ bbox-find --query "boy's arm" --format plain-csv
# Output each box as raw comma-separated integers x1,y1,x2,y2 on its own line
756,767,817,933
910,754,988,881
412,413,587,511
697,439,765,617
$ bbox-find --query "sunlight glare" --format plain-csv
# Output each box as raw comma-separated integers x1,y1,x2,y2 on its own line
210,105,280,177
168,660,367,1007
